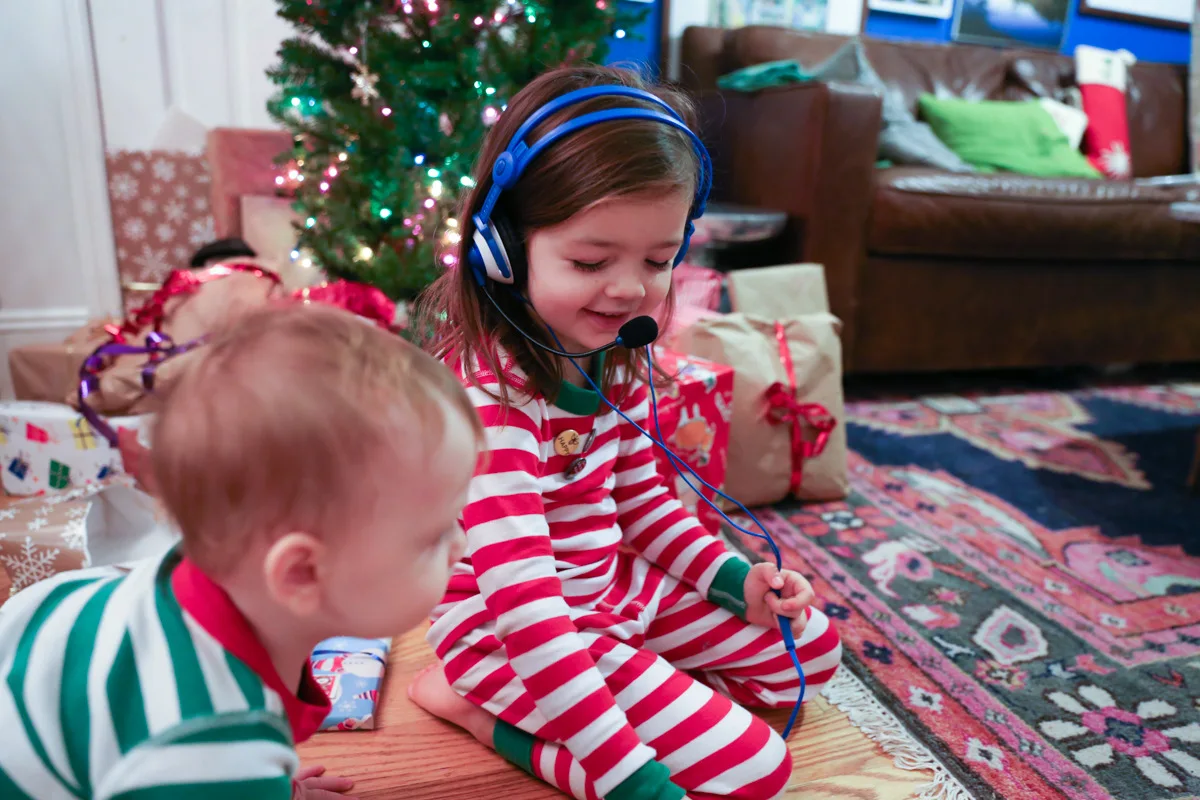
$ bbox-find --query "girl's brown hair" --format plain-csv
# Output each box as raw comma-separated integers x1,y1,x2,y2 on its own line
414,64,701,407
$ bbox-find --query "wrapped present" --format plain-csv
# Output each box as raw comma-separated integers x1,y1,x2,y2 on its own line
0,477,174,597
680,264,847,505
0,402,148,496
659,264,724,351
310,636,392,731
651,349,733,535
8,319,121,405
0,481,109,595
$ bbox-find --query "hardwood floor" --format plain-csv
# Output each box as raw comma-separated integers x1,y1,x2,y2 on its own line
299,629,933,799
0,532,932,799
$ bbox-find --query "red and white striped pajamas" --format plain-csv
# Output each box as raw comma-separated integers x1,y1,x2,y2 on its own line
427,358,842,800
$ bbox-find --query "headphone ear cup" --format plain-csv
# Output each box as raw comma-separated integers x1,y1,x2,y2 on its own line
674,220,695,267
491,213,528,287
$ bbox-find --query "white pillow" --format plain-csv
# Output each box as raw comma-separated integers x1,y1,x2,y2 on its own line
1039,97,1090,151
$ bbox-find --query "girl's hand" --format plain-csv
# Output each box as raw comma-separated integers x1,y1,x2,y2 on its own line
292,765,357,800
742,563,815,635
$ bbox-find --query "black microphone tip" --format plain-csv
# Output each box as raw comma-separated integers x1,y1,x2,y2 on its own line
616,316,659,349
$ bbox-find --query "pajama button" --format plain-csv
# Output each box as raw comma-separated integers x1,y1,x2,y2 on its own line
555,430,581,456
565,457,587,478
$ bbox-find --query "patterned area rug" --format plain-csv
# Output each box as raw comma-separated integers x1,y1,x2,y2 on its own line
731,383,1200,800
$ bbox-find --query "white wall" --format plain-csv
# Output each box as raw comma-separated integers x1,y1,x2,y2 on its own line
0,0,122,397
90,0,291,150
0,0,290,397
667,0,713,81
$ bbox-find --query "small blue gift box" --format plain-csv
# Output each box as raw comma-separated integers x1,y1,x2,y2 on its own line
310,636,391,731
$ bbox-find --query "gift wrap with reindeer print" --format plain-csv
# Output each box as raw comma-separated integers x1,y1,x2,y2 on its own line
0,402,149,496
649,349,733,535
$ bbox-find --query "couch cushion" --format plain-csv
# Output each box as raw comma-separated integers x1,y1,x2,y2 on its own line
704,26,1188,178
868,167,1200,261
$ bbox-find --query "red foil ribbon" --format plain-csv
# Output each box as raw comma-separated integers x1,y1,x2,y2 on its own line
763,320,836,496
294,280,396,330
111,262,281,343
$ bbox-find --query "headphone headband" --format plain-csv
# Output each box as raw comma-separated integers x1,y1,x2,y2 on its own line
470,84,713,285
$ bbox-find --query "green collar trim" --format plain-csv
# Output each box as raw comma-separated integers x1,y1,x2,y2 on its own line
551,352,606,416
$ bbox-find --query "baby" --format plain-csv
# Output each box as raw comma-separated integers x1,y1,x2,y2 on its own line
0,303,481,799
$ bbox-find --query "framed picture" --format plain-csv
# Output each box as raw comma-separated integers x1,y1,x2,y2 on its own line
868,0,954,19
953,0,1069,50
711,0,865,34
1079,0,1190,31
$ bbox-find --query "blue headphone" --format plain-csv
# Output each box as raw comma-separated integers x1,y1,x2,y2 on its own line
468,85,714,287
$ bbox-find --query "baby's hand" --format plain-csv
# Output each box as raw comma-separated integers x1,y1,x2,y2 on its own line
292,765,357,800
742,563,815,635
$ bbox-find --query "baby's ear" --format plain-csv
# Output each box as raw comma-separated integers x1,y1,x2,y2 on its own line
262,532,325,616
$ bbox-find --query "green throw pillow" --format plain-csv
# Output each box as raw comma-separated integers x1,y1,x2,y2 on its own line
917,95,1102,179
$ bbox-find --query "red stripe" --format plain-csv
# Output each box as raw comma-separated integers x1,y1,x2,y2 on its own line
668,705,776,789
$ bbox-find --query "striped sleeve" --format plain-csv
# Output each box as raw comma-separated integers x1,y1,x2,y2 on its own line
611,383,738,598
459,383,658,796
94,710,297,800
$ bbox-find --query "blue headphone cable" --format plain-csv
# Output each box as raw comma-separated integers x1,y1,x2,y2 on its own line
552,331,807,739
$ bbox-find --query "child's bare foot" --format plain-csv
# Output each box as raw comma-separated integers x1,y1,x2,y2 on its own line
408,663,496,749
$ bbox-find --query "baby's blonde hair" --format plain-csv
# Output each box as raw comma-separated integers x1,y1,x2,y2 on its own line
151,302,481,575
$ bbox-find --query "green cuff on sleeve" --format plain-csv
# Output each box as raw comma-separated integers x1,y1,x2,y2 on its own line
605,759,685,800
707,557,752,620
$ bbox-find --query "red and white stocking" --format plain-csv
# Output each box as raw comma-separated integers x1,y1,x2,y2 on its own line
1075,44,1136,179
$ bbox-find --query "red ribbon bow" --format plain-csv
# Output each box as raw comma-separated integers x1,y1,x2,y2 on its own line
763,321,836,496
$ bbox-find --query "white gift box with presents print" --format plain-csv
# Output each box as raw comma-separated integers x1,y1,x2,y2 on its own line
0,402,149,496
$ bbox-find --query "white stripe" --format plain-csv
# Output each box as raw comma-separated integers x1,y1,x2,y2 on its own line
466,516,553,555
494,595,573,640
263,686,286,718
693,552,735,597
0,652,77,800
644,605,729,655
665,535,712,580
636,517,695,564
180,612,251,714
544,498,618,524
591,738,658,798
535,741,558,788
621,500,677,544
126,574,182,735
637,678,716,742
603,650,672,710
25,577,110,793
660,696,751,773
562,703,636,756
668,622,765,671
508,630,590,677
567,758,590,800
87,557,163,790
694,724,788,796
470,468,546,503
537,670,613,736
95,738,296,798
542,526,621,552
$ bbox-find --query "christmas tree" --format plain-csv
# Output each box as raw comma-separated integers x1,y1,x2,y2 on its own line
267,0,646,301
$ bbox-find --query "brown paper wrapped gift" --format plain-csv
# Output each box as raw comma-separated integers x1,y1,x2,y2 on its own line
678,313,847,505
728,263,830,317
77,265,283,417
0,485,99,596
8,320,118,404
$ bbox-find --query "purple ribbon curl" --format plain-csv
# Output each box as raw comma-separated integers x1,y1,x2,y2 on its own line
78,333,208,447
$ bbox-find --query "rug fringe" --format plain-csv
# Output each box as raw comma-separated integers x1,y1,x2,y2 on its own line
822,669,977,800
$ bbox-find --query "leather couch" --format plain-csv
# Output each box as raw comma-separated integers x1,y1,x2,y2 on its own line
680,25,1200,373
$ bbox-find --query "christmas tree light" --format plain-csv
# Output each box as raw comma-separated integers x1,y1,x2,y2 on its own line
267,0,645,300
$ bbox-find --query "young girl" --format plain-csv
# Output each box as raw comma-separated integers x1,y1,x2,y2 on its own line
412,65,843,800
